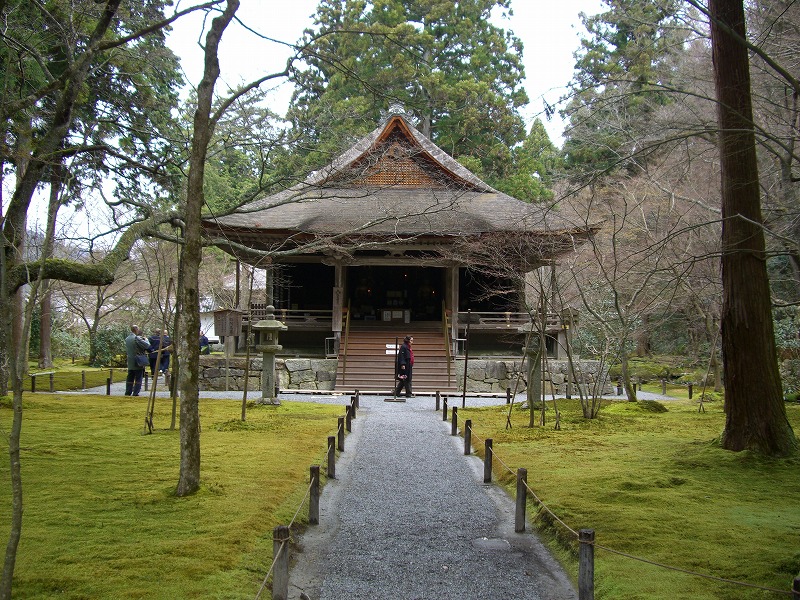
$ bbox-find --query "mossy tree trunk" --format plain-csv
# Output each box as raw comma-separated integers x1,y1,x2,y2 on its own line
175,0,240,497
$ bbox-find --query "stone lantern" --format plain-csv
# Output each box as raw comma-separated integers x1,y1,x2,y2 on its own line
519,321,544,410
251,305,287,405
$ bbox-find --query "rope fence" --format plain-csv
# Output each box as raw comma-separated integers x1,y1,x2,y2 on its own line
253,392,358,600
27,369,120,393
452,402,799,599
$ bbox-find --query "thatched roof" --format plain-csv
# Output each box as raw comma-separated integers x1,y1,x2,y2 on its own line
202,107,592,265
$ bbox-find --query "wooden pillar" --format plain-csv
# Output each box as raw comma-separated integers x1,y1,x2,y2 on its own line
579,529,595,600
272,525,290,600
265,266,274,306
332,262,344,341
447,266,459,344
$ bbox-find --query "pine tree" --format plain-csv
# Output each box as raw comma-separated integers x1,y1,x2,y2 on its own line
283,0,529,189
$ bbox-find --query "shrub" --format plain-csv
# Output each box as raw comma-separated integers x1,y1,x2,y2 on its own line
91,325,129,367
52,329,89,360
697,391,723,403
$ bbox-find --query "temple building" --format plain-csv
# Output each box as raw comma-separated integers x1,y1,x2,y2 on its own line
201,107,593,392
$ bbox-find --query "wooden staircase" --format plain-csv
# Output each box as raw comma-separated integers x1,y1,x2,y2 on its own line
335,325,457,393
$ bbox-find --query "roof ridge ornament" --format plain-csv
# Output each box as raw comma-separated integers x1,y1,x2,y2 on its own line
380,103,419,127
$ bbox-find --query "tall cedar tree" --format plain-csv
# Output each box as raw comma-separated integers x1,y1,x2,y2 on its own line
709,0,797,455
283,0,531,196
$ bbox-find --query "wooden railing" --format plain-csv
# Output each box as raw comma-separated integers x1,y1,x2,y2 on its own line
249,304,333,326
441,302,452,384
456,311,561,331
341,303,351,384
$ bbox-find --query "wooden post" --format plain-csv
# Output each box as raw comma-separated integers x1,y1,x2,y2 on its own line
515,468,527,533
272,525,290,600
688,383,693,399
792,576,800,599
352,393,360,409
81,370,86,390
350,397,357,420
345,406,352,433
506,387,511,404
435,391,441,411
337,417,345,452
464,419,472,455
106,378,111,395
109,369,114,384
484,439,493,483
661,379,667,394
579,529,595,600
30,375,36,393
327,436,336,480
442,397,448,421
451,406,458,435
49,373,54,392
309,465,320,525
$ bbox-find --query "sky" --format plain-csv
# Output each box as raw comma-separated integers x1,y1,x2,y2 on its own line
167,0,606,145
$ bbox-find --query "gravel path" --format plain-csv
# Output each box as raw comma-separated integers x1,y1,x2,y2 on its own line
286,394,578,600
74,385,675,598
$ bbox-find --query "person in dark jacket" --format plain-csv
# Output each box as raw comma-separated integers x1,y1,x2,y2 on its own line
125,325,151,396
148,329,172,375
394,335,415,397
199,331,211,354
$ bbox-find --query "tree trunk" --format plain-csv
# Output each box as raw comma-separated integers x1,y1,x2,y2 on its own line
38,288,52,368
620,349,638,402
709,0,797,455
175,0,240,497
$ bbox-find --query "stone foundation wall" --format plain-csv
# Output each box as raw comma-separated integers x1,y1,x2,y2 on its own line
454,358,614,396
198,356,337,392
198,356,612,395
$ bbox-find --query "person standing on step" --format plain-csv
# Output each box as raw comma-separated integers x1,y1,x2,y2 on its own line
394,335,415,397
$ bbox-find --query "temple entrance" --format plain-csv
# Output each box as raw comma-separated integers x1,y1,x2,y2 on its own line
347,265,444,322
272,263,334,310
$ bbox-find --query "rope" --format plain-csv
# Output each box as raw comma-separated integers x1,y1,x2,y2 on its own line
522,479,578,537
490,447,516,476
289,479,314,530
253,416,344,600
594,542,794,596
253,539,287,600
462,416,793,597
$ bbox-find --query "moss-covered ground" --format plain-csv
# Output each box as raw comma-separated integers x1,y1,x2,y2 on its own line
461,398,800,599
1,394,342,599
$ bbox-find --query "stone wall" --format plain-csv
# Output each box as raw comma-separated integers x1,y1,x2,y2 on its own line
198,356,337,392
198,355,612,395
454,358,614,396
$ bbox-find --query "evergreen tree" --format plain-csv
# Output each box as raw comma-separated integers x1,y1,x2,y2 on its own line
283,0,529,190
561,0,689,173
501,119,562,202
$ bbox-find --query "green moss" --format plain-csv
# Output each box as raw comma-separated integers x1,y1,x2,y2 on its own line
1,394,342,599
462,399,800,599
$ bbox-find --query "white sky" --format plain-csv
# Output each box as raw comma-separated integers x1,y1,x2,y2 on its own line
167,0,605,144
